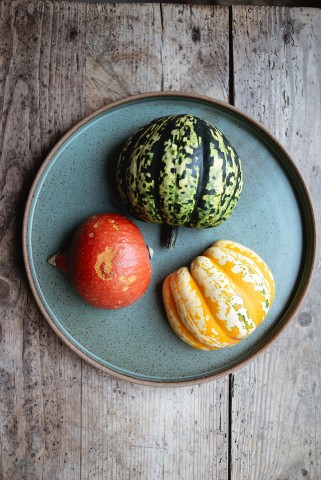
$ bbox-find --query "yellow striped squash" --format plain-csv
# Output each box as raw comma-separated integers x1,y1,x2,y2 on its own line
162,240,275,350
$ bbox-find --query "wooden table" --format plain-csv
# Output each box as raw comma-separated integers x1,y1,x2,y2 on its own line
1,2,320,478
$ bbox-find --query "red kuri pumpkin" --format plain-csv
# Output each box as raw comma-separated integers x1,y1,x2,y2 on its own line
49,213,152,309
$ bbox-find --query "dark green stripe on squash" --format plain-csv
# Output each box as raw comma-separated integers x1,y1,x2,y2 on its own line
116,114,243,247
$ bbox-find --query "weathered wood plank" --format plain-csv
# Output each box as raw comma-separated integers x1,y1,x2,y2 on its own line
81,373,228,480
231,6,321,479
161,4,229,98
85,3,163,114
83,4,230,479
0,1,86,479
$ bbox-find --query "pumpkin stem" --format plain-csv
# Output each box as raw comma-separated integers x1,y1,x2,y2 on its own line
48,252,68,274
164,225,178,248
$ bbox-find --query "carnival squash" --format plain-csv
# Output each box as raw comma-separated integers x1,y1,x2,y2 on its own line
48,213,152,309
116,114,243,247
162,240,275,350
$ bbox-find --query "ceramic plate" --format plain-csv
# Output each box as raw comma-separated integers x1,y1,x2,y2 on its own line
23,92,315,386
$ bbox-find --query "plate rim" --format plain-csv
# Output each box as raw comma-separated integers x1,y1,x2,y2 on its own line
22,91,316,387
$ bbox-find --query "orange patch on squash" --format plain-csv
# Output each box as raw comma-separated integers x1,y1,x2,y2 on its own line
94,247,118,280
119,274,136,291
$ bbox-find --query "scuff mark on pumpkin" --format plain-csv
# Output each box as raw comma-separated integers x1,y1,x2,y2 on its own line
94,220,103,229
95,247,118,280
107,219,120,230
120,275,136,291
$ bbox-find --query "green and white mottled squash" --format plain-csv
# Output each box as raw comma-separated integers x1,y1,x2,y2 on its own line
116,114,243,247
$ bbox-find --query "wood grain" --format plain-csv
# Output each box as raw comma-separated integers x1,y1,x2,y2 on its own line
83,4,230,479
160,4,229,98
231,6,321,479
0,1,85,478
85,3,163,114
81,372,229,480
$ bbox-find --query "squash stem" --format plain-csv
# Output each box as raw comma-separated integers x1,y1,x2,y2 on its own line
164,225,178,248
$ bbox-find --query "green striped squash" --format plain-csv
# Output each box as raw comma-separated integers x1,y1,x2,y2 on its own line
116,114,243,246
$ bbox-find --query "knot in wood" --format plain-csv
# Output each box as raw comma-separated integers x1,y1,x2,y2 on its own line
0,278,11,301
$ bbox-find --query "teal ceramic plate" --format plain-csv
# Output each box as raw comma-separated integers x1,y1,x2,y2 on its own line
23,92,315,386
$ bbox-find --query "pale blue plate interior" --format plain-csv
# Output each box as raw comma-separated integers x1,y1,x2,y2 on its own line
26,95,312,383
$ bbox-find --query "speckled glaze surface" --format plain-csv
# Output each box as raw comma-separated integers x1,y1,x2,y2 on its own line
23,93,315,386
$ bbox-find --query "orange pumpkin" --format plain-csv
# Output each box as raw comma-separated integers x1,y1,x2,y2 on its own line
49,213,152,309
162,240,275,350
